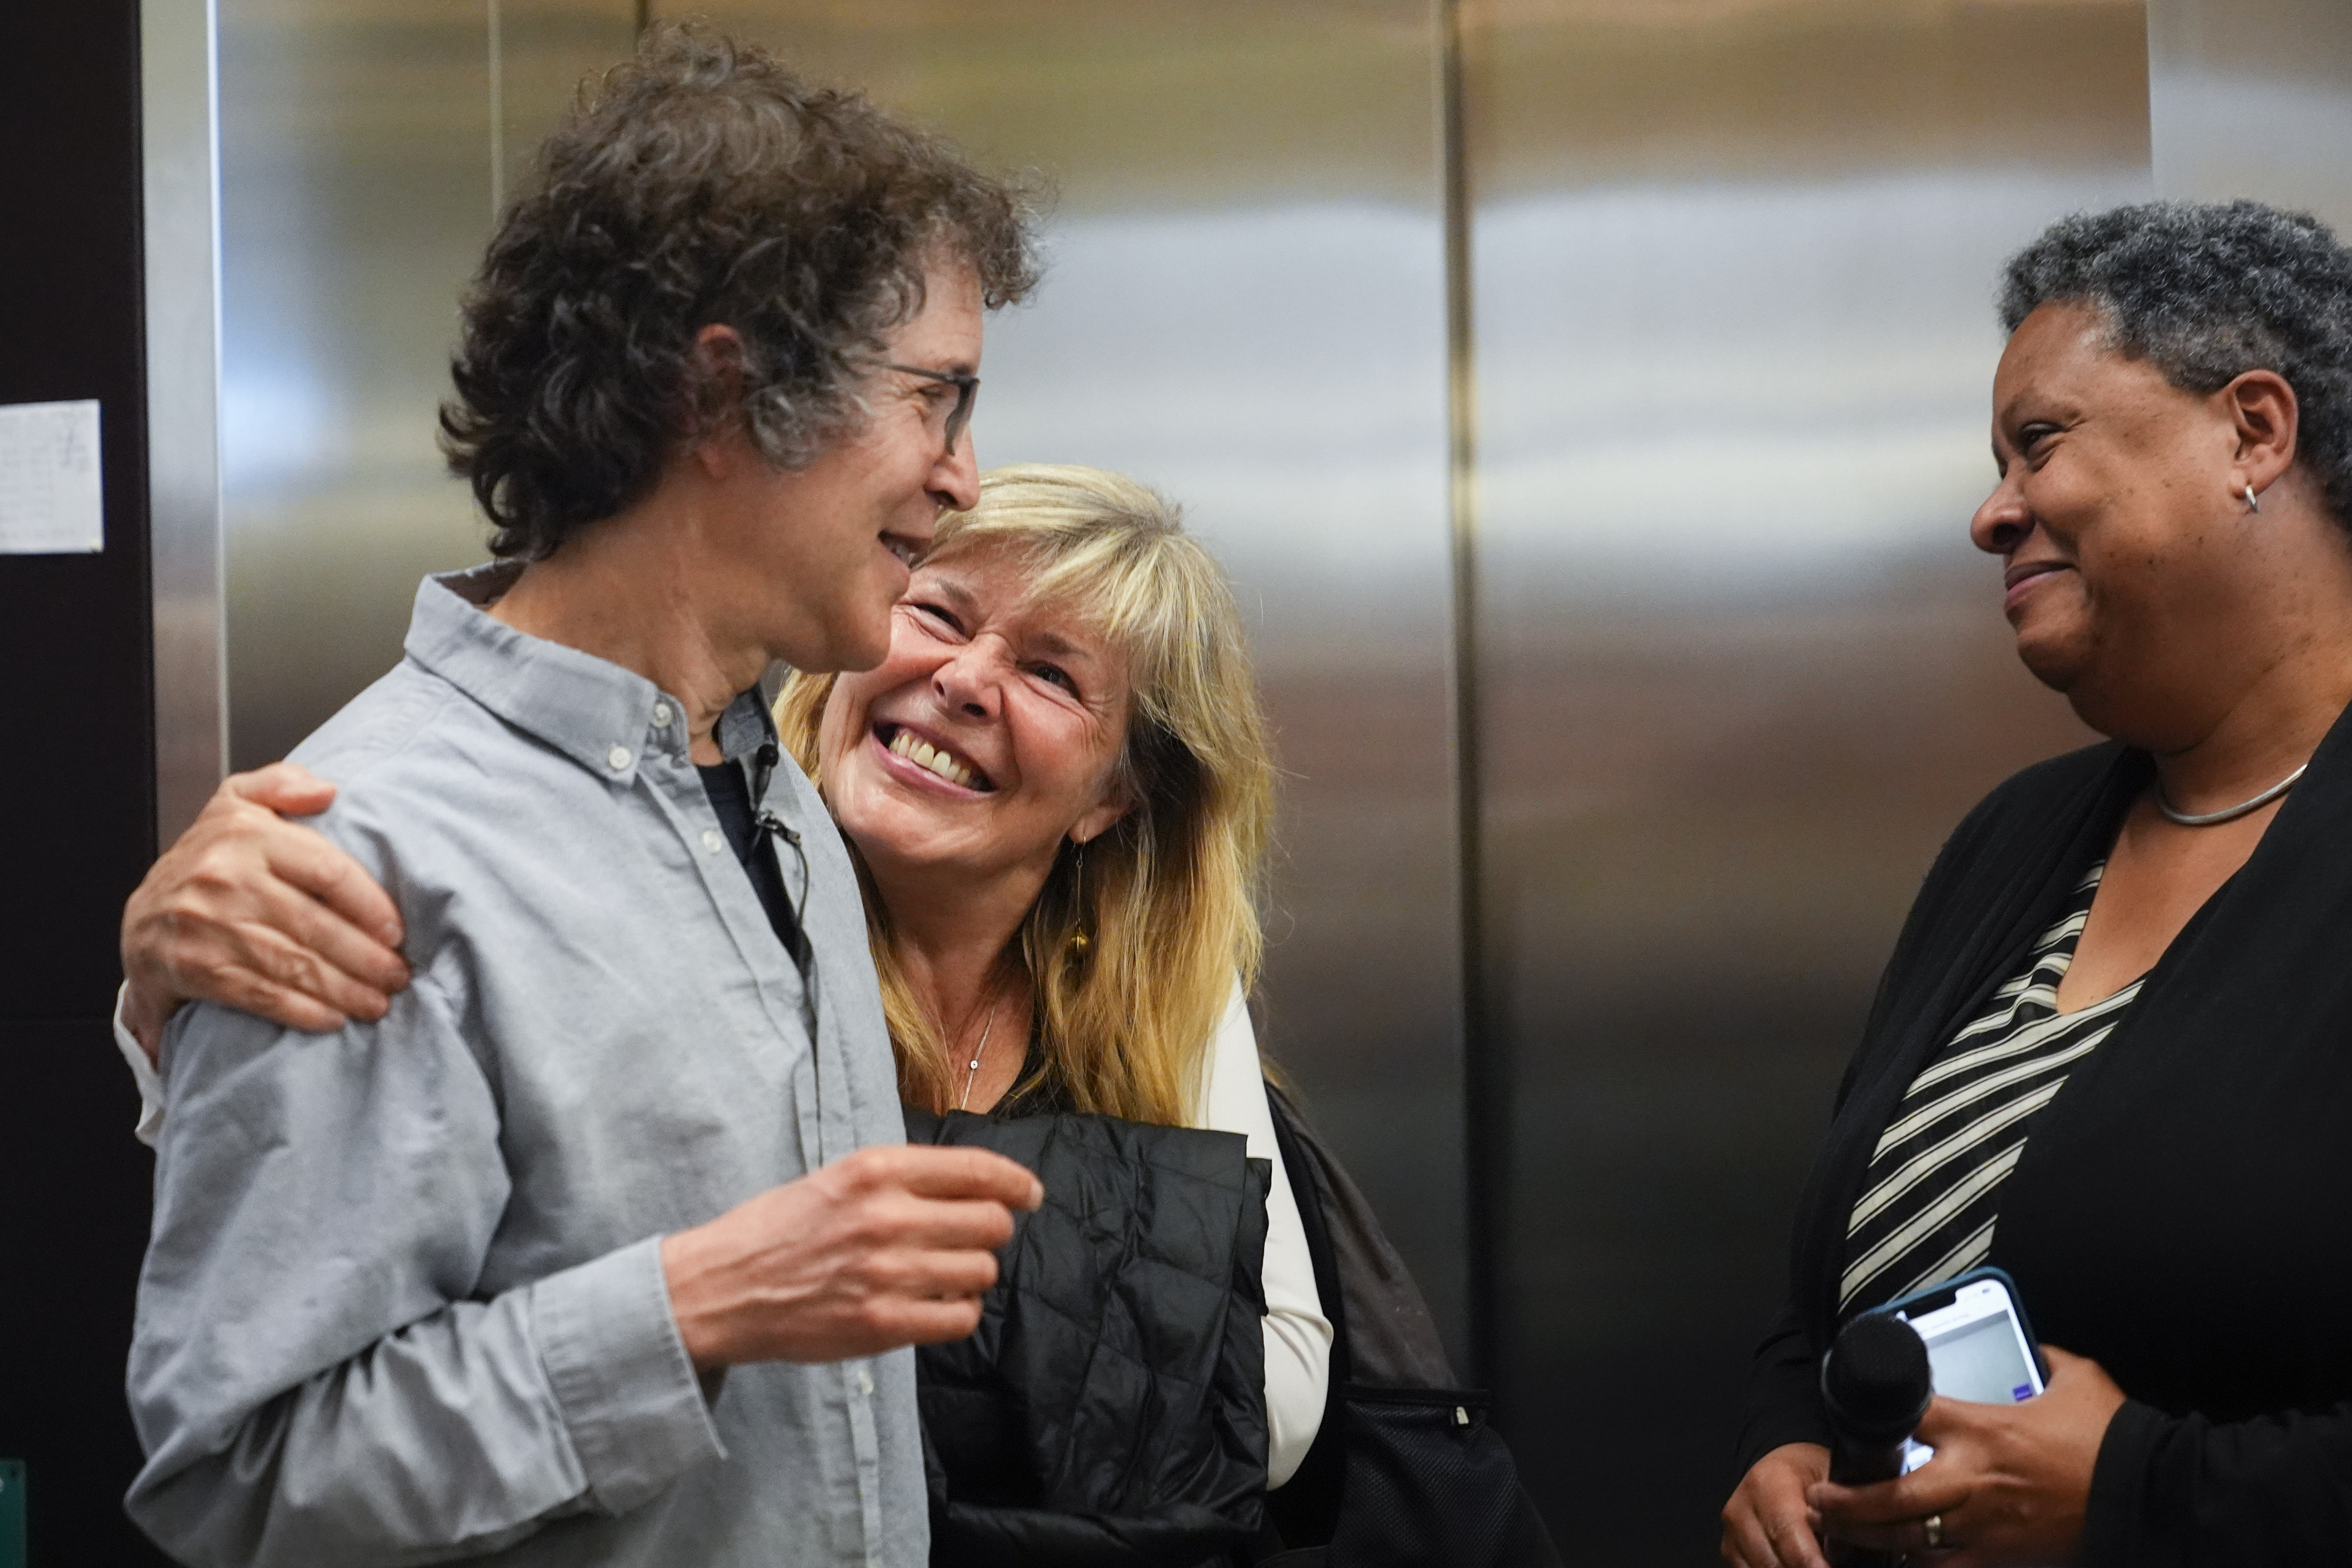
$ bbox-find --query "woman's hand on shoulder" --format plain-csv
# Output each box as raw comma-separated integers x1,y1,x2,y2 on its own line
120,763,409,1059
1807,1347,2125,1568
1721,1442,1832,1568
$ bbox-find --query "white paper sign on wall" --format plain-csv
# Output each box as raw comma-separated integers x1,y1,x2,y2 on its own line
0,399,104,555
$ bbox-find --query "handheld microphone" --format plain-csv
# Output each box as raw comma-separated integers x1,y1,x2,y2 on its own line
1817,1312,1932,1568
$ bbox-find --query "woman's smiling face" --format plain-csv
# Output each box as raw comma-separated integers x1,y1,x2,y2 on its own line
1968,300,2270,741
817,538,1134,888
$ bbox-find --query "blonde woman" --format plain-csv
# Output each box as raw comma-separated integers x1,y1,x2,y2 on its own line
115,467,1332,1509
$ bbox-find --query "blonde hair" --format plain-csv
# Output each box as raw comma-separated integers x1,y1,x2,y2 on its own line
776,463,1275,1124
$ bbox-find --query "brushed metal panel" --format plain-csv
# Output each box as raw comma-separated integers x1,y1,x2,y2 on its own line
1463,0,2149,1550
207,0,1463,1356
690,0,1471,1357
2149,0,2352,233
144,0,229,844
496,0,644,210
218,0,490,771
216,0,635,772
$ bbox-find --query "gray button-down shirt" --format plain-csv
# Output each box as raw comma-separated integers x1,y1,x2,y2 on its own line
127,564,923,1567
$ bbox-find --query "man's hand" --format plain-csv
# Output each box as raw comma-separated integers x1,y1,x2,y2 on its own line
1808,1347,2125,1567
660,1144,1047,1368
1722,1442,1832,1568
120,764,410,1060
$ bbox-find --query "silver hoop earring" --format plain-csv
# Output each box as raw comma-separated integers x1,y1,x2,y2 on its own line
2244,483,2262,514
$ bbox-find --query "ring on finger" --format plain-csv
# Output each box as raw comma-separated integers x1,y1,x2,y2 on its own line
1923,1513,1946,1550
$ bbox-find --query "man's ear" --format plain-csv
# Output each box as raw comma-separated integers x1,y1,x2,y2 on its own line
687,324,749,479
2224,367,2299,499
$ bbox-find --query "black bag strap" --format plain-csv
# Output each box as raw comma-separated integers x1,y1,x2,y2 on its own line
1267,1083,1458,1390
1269,1082,1352,1380
1261,1084,1564,1568
1264,1083,1349,1547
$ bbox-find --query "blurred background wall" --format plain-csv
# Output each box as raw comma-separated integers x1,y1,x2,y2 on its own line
1461,2,2147,1552
207,0,1478,1372
2148,0,2352,235
109,0,2346,1558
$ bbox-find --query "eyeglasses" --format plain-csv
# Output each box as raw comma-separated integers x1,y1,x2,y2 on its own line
881,361,979,458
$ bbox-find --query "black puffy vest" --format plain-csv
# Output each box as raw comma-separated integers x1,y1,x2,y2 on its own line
907,1107,1272,1567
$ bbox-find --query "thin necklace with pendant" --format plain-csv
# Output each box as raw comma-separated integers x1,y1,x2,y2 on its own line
956,992,1005,1112
2155,761,2309,827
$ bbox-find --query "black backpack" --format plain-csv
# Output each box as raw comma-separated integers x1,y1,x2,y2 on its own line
1254,1086,1562,1568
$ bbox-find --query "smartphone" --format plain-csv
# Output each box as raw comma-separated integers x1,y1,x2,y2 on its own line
1870,1267,2045,1470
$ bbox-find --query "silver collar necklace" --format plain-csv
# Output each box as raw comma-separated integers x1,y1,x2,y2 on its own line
2155,762,2309,827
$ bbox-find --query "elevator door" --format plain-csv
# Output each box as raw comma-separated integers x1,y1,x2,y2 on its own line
188,3,2216,1556
1463,0,2149,1552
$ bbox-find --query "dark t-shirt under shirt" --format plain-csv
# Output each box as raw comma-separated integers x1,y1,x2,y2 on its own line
697,760,810,969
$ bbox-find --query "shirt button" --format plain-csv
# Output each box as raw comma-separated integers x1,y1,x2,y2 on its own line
607,744,631,771
856,1366,875,1397
652,702,673,727
701,829,723,854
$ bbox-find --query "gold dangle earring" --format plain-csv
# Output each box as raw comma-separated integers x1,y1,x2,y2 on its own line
1066,838,1091,958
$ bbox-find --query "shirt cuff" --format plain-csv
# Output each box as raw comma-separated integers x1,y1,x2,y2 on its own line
113,981,168,1147
529,1235,727,1515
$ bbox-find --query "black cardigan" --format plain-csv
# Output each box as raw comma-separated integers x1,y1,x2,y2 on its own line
1740,706,2352,1566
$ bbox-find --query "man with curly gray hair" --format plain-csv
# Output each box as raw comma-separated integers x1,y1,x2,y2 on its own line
439,24,1039,565
122,25,1044,1566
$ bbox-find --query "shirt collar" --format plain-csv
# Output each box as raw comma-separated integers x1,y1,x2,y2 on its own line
404,562,780,783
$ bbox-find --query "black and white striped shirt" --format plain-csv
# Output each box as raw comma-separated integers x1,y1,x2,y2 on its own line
1841,863,2140,1314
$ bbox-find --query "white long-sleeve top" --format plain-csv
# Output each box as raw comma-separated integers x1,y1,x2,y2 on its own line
118,976,1333,1487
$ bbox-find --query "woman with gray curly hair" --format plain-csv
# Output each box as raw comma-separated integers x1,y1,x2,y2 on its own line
1723,200,2352,1568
